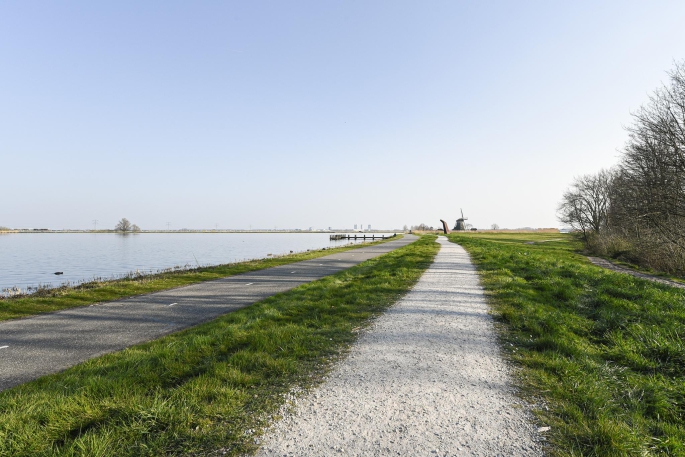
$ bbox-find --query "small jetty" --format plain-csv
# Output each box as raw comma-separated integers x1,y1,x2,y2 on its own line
330,233,396,241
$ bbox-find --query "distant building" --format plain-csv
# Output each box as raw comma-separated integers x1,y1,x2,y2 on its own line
354,224,357,230
368,224,371,230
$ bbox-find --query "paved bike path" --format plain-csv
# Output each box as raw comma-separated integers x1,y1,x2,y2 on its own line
0,236,416,392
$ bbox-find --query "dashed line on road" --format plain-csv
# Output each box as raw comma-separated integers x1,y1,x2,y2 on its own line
245,283,254,286
168,303,178,307
0,346,8,350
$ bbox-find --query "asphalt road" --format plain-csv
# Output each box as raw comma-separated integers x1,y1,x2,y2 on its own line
0,235,416,392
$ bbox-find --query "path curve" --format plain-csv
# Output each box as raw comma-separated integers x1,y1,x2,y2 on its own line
255,237,542,457
588,257,685,290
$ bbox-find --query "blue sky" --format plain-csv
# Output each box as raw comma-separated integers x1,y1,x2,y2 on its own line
2,1,685,230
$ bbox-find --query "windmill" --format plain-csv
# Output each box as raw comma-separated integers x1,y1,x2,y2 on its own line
454,209,468,231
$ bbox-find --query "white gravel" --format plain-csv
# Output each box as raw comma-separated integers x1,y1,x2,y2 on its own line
254,237,543,456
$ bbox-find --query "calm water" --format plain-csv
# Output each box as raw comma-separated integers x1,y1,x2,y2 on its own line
0,233,375,292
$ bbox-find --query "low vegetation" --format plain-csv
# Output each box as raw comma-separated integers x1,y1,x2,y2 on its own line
0,235,437,457
449,232,685,456
0,238,398,322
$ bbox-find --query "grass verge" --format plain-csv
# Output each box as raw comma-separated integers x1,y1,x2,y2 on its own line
0,237,399,322
0,235,437,457
447,232,685,456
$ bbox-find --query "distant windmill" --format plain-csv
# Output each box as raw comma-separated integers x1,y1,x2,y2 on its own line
454,209,468,231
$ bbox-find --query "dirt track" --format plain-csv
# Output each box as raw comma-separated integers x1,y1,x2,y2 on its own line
588,256,685,290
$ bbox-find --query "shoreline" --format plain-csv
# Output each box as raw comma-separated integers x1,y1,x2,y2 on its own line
0,230,404,234
0,236,434,456
0,236,401,321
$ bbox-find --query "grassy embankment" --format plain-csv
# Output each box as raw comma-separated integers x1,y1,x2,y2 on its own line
448,232,685,456
0,235,438,457
0,237,399,322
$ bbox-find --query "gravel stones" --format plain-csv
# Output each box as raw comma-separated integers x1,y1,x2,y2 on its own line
255,237,543,456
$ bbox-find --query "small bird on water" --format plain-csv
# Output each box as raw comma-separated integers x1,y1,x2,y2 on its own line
54,272,64,275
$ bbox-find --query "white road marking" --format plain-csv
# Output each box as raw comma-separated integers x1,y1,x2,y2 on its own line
291,271,296,273
0,346,8,350
168,303,177,307
246,283,254,285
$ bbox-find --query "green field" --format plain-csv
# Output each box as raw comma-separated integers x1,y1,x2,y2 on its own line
448,232,685,456
0,236,438,457
0,237,398,322
5,231,682,456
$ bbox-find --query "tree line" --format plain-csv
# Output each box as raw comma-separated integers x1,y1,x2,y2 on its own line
559,60,685,274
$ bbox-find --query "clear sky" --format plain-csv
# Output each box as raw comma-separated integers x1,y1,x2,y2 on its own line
2,1,685,230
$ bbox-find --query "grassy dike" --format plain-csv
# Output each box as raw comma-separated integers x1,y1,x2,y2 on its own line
0,235,438,457
447,232,685,456
0,238,398,322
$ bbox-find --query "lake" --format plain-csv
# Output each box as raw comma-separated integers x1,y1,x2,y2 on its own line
0,233,379,293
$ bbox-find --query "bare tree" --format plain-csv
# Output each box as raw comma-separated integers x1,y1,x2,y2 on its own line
617,60,685,248
115,218,133,232
558,61,685,274
491,223,500,230
558,169,613,240
132,224,141,232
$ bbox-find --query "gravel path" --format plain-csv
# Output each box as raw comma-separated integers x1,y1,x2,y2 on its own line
588,256,685,290
254,237,543,457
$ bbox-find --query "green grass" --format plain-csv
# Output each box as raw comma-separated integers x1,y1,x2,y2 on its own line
448,232,685,456
0,237,399,322
0,235,438,457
